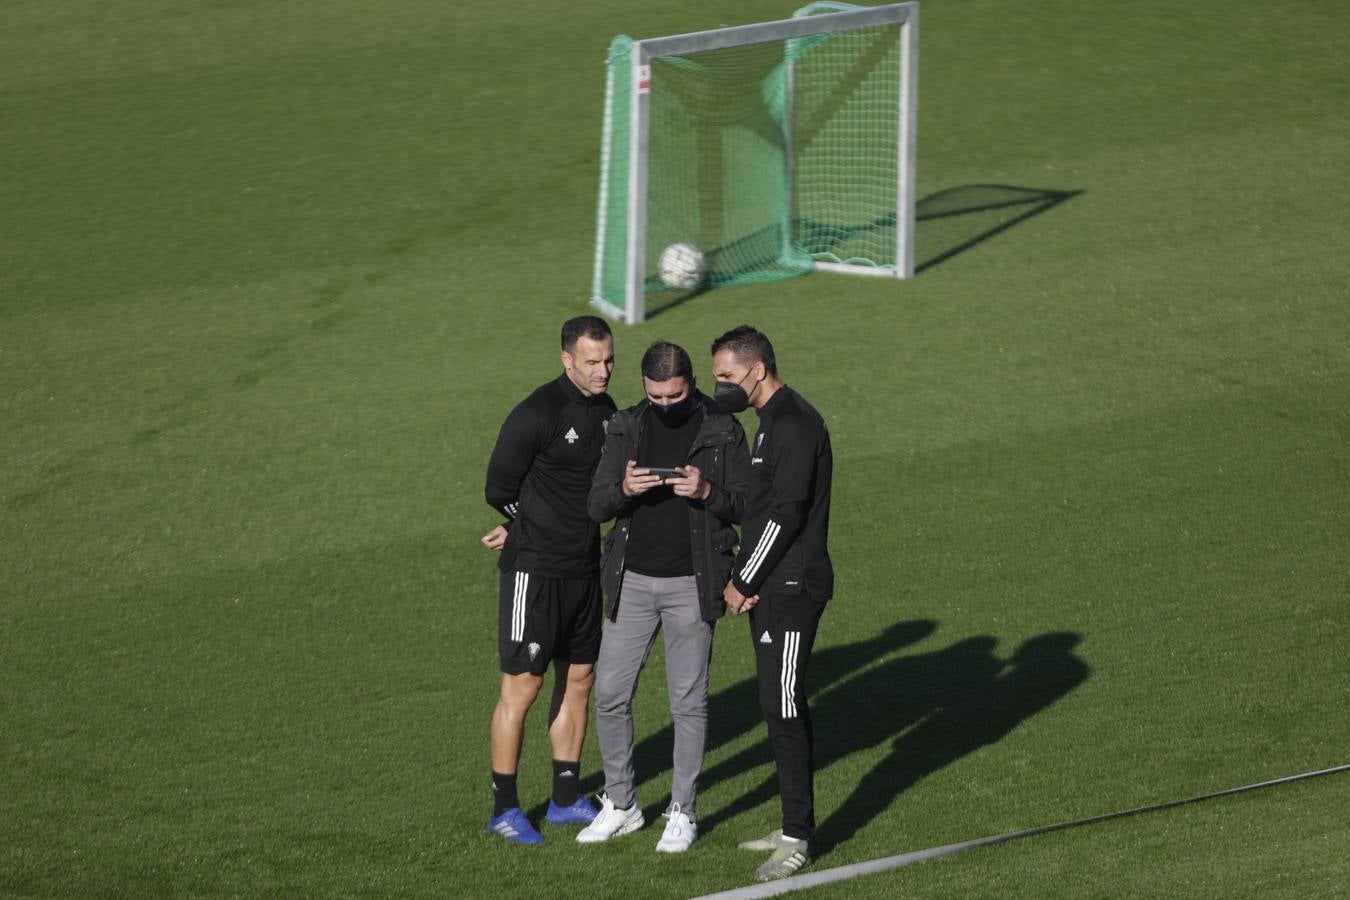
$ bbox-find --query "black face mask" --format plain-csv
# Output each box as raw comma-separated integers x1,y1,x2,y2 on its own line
650,395,697,425
714,370,760,414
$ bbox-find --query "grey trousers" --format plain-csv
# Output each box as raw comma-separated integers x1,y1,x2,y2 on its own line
593,571,714,817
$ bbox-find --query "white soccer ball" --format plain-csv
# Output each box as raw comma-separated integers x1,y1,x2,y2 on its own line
658,242,706,289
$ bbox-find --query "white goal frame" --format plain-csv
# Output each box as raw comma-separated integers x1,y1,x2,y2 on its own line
590,2,919,324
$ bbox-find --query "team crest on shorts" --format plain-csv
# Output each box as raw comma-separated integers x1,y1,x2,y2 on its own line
528,642,541,660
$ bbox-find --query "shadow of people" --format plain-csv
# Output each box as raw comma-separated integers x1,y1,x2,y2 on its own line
691,629,1089,851
817,631,1090,851
696,634,1004,835
583,619,939,808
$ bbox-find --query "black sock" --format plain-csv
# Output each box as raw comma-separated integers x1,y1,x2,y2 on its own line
492,771,519,816
551,759,580,807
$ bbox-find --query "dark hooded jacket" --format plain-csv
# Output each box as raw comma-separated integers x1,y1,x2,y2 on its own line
588,392,750,622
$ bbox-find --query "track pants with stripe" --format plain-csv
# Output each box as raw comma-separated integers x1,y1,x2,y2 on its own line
748,593,827,842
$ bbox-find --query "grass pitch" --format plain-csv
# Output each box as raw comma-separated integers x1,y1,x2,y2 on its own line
3,0,1348,897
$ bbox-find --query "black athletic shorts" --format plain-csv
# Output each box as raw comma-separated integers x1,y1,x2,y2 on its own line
498,571,602,676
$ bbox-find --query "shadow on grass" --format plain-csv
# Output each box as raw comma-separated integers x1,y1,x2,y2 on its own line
641,184,1082,319
569,620,937,818
611,621,1088,856
912,183,1083,273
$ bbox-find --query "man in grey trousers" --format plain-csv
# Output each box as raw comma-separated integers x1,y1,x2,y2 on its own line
580,340,750,852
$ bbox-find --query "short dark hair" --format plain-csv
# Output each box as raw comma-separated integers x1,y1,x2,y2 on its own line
561,315,613,352
710,324,777,376
640,340,693,383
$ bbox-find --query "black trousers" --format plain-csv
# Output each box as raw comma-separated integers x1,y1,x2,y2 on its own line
748,593,828,841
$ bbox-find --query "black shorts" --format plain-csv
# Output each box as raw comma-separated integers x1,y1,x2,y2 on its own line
498,571,602,676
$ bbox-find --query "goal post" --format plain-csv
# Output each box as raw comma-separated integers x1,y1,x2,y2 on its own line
591,2,919,324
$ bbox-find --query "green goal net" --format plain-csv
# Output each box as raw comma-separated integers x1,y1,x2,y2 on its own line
592,2,918,323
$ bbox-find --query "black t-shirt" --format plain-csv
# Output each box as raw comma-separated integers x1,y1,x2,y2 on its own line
626,405,703,577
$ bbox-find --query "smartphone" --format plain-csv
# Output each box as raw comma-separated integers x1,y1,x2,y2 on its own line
641,466,683,481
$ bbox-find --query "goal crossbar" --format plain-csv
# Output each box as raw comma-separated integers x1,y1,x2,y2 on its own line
591,2,919,324
638,5,916,58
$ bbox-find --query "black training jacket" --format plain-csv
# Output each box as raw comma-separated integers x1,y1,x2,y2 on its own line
588,392,750,623
484,374,617,578
731,385,834,601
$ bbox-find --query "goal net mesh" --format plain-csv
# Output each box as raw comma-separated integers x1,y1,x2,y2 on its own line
593,14,903,309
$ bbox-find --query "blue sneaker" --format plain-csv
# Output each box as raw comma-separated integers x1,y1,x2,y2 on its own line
488,807,543,845
546,796,599,826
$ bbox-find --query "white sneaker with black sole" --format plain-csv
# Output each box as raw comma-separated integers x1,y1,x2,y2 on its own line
576,794,644,843
655,803,696,853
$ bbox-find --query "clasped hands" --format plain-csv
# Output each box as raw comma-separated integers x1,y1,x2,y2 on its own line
723,581,759,616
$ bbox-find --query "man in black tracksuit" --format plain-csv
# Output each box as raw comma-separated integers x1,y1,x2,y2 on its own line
710,325,833,883
480,316,617,844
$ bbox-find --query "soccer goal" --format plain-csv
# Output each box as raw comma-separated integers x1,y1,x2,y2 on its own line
590,1,919,324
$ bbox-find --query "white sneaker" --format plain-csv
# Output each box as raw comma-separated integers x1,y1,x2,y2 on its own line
576,794,644,843
655,803,697,853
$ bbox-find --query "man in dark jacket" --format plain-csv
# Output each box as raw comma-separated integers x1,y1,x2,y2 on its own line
480,316,617,844
711,324,833,882
579,341,749,853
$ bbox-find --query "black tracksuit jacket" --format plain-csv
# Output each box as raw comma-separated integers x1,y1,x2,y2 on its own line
731,385,834,601
484,374,617,578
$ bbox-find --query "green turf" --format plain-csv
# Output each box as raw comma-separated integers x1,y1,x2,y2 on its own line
3,0,1348,896
803,772,1350,899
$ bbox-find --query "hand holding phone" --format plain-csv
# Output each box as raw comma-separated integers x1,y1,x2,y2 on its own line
623,460,667,497
668,464,708,500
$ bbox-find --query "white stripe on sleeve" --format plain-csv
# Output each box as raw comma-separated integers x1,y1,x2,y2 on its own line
740,520,781,584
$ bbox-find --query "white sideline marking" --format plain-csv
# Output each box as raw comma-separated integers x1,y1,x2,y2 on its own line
693,763,1350,900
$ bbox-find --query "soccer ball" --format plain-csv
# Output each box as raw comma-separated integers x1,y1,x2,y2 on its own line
657,242,706,289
